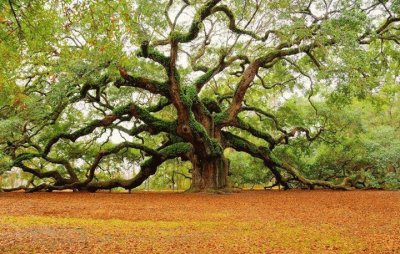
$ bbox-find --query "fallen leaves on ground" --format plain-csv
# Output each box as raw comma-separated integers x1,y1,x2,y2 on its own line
0,190,399,254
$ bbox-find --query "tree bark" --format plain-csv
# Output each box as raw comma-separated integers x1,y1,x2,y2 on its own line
189,154,229,192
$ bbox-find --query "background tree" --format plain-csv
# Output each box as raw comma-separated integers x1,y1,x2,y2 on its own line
0,0,399,192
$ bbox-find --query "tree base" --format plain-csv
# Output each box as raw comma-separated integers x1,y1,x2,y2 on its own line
185,186,239,194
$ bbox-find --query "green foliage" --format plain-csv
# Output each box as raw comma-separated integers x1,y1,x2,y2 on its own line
0,151,13,174
227,151,271,188
0,0,399,191
144,159,192,190
273,92,400,190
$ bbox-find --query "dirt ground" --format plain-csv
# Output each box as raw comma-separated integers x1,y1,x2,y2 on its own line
0,190,399,254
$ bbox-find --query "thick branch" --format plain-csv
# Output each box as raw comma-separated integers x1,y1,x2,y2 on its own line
233,118,276,148
171,0,221,43
222,131,288,189
115,71,169,98
222,131,351,190
84,142,192,191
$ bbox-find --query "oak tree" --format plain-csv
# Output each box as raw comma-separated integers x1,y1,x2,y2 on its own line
1,0,399,192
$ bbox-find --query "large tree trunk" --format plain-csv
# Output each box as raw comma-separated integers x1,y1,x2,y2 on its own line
189,154,229,192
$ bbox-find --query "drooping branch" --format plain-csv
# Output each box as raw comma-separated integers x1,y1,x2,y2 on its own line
233,118,276,148
13,138,192,192
276,126,324,144
222,130,351,190
115,71,170,98
40,102,176,156
241,106,285,133
222,131,289,189
241,106,325,145
359,16,400,44
276,161,352,190
82,141,161,186
83,142,193,192
14,160,74,186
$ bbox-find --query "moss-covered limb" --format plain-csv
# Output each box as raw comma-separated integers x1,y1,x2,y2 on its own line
130,28,188,137
117,104,178,135
170,0,221,43
276,160,352,190
222,131,267,158
241,106,285,133
137,42,172,70
83,141,161,185
126,103,178,134
147,97,171,112
234,118,277,148
193,55,250,92
115,72,170,97
187,113,222,157
43,114,119,156
193,66,221,91
81,142,192,192
188,113,208,137
258,39,336,68
192,65,209,72
45,101,71,124
43,102,177,157
213,111,229,126
112,124,147,137
221,131,289,189
158,142,192,158
358,16,400,44
170,1,275,44
226,61,261,120
19,141,162,192
50,104,143,154
79,74,111,99
193,54,226,91
1,186,30,192
13,152,41,166
42,155,78,182
201,98,221,113
13,152,78,182
226,42,335,121
2,184,50,193
15,161,73,186
211,5,267,41
276,126,324,145
217,93,233,104
180,85,198,108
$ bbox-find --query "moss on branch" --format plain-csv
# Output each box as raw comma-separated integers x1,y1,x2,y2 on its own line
181,85,198,107
214,111,229,125
170,0,221,43
159,142,192,157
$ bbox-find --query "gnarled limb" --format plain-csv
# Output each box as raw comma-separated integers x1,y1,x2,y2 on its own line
222,131,289,190
72,142,192,192
276,161,353,191
115,73,169,98
222,131,352,190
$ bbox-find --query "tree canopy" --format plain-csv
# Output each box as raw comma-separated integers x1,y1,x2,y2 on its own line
0,0,399,192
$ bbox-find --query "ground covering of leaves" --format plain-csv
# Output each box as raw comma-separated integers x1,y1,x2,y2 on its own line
0,190,398,254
